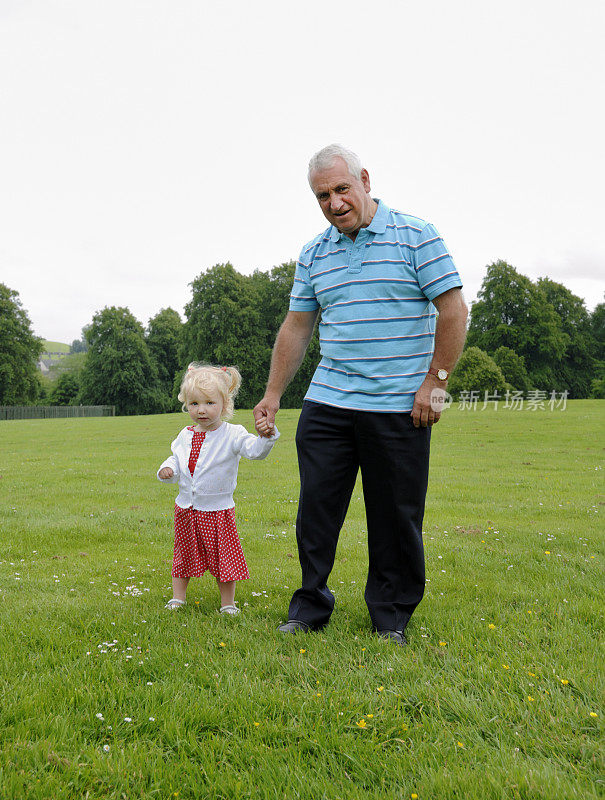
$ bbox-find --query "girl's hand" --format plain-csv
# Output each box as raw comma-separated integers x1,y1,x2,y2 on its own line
158,467,174,479
255,417,275,438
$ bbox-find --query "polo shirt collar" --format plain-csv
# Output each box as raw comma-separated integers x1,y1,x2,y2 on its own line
329,198,388,242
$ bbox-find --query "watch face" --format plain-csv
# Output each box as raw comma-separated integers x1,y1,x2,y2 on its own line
437,369,448,381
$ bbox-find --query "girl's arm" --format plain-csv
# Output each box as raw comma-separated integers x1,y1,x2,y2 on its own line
232,426,280,460
157,454,179,482
157,432,184,482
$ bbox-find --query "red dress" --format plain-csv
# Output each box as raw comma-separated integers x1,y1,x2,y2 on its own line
171,429,250,582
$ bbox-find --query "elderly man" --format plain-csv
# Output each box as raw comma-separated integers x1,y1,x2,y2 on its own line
254,144,467,645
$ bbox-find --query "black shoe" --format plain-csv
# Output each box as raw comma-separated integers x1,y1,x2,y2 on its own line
278,620,310,634
376,629,407,646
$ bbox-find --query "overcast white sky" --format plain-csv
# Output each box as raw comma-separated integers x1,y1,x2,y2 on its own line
1,0,603,344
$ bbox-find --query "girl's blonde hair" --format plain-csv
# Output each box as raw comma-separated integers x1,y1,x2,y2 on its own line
178,363,242,420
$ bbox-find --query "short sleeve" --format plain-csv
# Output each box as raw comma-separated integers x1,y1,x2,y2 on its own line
289,246,320,312
414,223,463,301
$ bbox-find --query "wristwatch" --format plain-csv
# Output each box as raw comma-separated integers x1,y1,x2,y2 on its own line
428,367,449,381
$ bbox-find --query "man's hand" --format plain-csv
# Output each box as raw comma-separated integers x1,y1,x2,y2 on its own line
411,288,468,428
253,394,280,438
411,377,442,428
158,467,174,479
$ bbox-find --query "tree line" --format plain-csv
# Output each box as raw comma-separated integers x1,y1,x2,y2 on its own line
0,263,320,414
1,260,603,414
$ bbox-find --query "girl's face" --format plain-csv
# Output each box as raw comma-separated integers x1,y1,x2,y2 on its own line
186,388,224,432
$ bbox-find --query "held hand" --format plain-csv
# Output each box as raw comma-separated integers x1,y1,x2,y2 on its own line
158,467,174,479
255,417,274,437
253,394,280,438
410,378,442,428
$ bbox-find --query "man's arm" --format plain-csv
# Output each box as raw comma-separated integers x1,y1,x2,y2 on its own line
253,309,319,434
411,287,468,428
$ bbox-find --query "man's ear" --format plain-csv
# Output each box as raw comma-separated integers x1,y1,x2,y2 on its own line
360,168,371,193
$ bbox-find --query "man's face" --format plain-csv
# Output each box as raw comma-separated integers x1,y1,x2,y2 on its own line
309,157,373,237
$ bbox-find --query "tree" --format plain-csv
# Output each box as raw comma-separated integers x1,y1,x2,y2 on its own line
467,261,569,390
0,283,43,404
180,262,321,410
147,308,183,403
249,262,320,408
590,366,605,398
589,301,605,398
78,306,165,415
492,346,530,393
589,301,605,350
536,278,595,397
49,373,80,405
69,327,90,354
447,347,508,399
180,264,269,408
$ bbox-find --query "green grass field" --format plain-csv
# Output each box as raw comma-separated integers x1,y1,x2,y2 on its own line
0,402,603,799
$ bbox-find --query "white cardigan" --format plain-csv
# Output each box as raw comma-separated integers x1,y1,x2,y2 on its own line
157,423,279,511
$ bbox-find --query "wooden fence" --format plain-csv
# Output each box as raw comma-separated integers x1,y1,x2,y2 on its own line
0,406,115,421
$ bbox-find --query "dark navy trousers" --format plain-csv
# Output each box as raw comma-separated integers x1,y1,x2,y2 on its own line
287,401,431,634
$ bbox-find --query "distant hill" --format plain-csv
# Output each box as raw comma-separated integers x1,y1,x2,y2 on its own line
39,341,70,374
43,340,70,355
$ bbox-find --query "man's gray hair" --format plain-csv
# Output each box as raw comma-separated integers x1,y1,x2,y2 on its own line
308,144,363,185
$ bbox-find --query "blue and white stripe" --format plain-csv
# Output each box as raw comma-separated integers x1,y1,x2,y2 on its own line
289,200,463,411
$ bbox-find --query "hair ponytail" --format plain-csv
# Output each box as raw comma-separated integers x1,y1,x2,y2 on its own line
222,366,242,398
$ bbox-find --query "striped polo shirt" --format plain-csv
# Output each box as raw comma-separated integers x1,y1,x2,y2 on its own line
289,199,463,412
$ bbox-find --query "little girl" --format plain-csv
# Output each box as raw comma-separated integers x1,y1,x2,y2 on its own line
157,363,279,614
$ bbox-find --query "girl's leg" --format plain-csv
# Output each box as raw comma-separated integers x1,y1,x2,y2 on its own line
217,579,236,608
172,576,190,602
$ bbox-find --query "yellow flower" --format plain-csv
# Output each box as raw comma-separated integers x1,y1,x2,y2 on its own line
545,551,550,555
254,722,260,727
481,539,485,543
299,648,306,654
316,693,321,697
590,712,598,718
527,610,532,614
377,686,384,692
356,719,367,728
488,623,496,629
367,714,374,718
219,642,226,647
411,795,418,799
401,723,408,731
527,696,535,702
361,648,366,652
195,601,200,605
560,679,569,685
528,671,536,677
439,641,447,646
502,664,509,669
457,741,464,748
